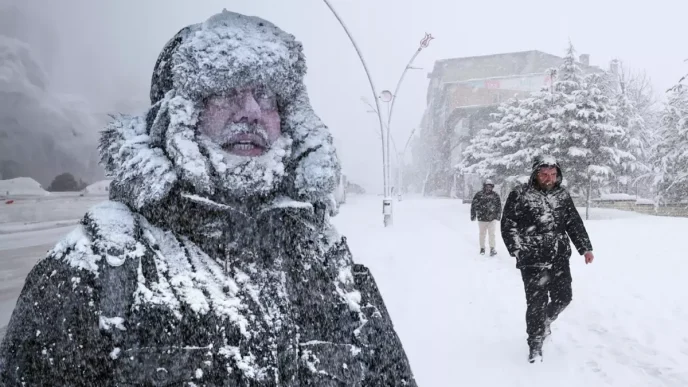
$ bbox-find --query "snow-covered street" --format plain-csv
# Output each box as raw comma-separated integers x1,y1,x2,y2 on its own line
333,195,688,387
0,195,101,328
1,193,687,386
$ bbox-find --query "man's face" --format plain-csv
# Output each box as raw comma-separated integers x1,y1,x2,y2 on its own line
536,166,558,190
198,87,281,157
484,184,493,193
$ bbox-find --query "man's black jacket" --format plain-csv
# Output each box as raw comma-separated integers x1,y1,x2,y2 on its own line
470,191,502,222
500,166,592,269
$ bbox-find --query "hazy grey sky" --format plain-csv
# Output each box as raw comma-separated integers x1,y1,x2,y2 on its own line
11,0,688,192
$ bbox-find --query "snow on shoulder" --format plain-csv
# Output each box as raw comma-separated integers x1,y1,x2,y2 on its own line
49,201,144,274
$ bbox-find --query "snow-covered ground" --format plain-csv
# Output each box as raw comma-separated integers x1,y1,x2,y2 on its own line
0,177,50,197
333,195,688,387
81,179,112,196
1,193,687,386
0,194,104,330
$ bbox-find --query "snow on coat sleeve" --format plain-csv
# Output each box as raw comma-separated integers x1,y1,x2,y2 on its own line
563,193,593,255
500,189,523,257
353,264,417,387
470,192,479,220
493,193,502,220
0,256,110,385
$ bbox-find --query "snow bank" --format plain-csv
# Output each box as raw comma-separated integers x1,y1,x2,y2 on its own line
81,180,112,196
0,178,49,197
594,194,655,205
597,193,636,201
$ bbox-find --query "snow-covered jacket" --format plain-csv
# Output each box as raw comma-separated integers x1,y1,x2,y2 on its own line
470,190,501,222
0,11,416,386
500,157,592,269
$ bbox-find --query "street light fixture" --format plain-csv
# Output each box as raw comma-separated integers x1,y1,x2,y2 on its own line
323,0,433,226
379,89,394,223
384,33,434,209
322,0,391,226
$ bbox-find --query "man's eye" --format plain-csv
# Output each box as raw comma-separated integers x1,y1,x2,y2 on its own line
255,90,277,109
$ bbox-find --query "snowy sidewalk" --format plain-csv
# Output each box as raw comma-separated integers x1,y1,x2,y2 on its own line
332,195,688,387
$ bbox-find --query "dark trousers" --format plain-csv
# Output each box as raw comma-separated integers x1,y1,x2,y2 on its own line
520,263,572,347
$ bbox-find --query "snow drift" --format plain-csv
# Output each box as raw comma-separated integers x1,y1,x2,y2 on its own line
81,179,111,196
0,177,49,197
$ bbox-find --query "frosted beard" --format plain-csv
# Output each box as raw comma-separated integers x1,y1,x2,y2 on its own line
198,122,293,200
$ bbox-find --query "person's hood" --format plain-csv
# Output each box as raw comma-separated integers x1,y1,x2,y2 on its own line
528,155,563,188
483,179,494,187
99,10,341,219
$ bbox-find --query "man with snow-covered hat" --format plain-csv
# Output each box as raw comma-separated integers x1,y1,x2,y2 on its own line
501,154,594,363
0,10,417,386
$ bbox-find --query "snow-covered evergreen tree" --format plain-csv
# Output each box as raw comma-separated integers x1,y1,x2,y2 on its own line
654,73,688,203
594,61,658,195
611,76,651,190
559,72,630,202
462,97,530,183
557,42,585,94
462,42,634,209
461,68,563,186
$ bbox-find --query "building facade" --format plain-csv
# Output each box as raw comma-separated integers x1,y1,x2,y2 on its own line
413,50,599,198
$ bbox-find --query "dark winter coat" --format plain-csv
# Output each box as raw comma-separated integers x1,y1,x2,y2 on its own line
0,199,415,386
500,159,593,269
470,190,502,222
0,11,416,387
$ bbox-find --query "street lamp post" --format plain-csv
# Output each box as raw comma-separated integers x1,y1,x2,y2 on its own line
324,0,433,226
378,90,395,225
322,0,392,226
383,33,434,209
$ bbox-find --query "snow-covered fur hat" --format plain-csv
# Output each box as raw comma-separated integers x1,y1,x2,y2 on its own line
100,10,340,213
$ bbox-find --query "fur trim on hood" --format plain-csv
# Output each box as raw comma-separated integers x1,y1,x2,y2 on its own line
100,10,340,215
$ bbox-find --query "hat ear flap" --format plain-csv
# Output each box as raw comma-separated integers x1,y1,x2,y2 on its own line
150,26,195,105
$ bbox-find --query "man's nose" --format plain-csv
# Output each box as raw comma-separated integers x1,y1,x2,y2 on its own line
233,91,261,124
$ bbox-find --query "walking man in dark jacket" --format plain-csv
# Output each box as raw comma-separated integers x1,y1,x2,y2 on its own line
500,155,594,363
470,179,501,256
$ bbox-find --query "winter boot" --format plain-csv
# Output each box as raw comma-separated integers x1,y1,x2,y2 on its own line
528,339,543,363
490,248,497,256
480,248,485,255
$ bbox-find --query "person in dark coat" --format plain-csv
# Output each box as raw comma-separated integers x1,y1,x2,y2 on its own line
500,155,594,363
0,10,417,386
470,179,502,256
